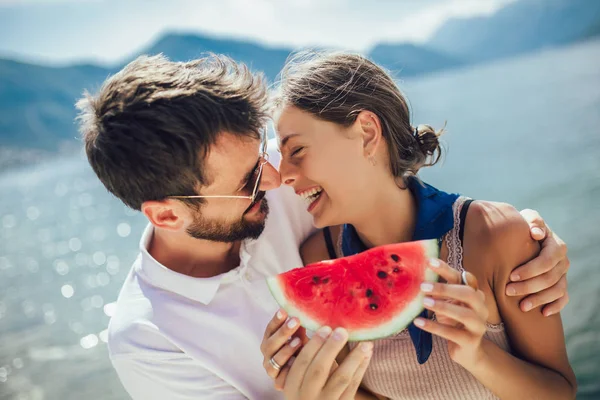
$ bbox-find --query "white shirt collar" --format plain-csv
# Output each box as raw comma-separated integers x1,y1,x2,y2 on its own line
136,223,255,305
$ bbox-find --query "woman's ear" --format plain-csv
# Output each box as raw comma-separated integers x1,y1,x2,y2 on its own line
141,200,187,231
356,110,383,158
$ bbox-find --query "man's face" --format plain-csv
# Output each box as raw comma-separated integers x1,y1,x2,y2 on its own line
185,132,280,242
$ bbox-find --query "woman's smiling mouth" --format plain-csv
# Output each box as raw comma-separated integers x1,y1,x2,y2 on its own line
297,186,324,211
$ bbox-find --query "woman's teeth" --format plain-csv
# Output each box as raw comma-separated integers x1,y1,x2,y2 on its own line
299,187,323,205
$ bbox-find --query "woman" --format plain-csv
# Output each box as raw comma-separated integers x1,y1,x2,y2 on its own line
260,52,576,399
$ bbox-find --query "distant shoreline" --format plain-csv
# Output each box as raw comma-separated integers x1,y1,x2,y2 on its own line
0,144,81,174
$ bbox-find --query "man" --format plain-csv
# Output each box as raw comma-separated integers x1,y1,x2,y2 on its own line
76,54,570,400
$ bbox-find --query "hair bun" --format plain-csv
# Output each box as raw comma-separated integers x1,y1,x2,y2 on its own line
413,124,443,166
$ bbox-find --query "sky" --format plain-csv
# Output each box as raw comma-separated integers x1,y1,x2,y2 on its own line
0,0,515,66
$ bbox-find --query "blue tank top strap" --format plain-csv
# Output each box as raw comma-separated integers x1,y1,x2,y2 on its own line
341,177,461,364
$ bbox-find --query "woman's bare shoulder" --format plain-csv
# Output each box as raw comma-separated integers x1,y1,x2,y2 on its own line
465,201,539,276
299,225,342,265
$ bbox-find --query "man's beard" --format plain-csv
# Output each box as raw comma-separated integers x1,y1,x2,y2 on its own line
186,192,269,242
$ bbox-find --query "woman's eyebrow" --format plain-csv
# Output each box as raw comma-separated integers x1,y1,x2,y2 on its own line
279,133,300,149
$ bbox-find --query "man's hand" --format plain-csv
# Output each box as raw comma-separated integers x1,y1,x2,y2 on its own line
261,309,373,399
281,326,372,400
506,209,570,316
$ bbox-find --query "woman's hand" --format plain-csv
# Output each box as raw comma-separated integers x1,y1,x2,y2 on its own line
414,259,489,370
511,209,570,316
261,310,373,399
261,310,309,388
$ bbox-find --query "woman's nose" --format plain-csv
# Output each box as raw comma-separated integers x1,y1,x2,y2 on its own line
278,159,296,187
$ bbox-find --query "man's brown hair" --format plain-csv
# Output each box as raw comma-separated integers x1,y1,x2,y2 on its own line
76,54,268,210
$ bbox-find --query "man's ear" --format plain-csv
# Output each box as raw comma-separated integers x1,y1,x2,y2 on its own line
141,200,187,231
355,110,383,158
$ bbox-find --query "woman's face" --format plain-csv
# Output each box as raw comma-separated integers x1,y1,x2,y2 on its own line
275,105,375,228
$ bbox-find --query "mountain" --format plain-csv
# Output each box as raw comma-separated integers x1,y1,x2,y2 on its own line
0,32,449,157
141,33,458,80
135,33,292,81
2,0,600,163
0,33,295,157
0,58,112,151
427,0,600,62
586,18,600,39
368,43,464,77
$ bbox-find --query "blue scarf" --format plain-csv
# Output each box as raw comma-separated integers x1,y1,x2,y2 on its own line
341,178,459,364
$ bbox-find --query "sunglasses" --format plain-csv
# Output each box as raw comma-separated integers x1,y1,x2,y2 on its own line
168,133,269,204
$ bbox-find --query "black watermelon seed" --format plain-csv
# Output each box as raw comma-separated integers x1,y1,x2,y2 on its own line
366,289,373,297
391,254,400,262
322,278,330,284
393,267,400,273
369,303,378,310
377,271,388,279
312,276,321,284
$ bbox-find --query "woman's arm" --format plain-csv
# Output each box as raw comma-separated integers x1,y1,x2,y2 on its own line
465,202,577,399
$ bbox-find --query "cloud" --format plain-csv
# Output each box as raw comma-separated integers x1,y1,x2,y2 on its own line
0,0,100,5
0,0,516,64
372,0,517,46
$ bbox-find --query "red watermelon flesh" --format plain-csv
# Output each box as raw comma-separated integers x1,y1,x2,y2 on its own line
267,239,439,341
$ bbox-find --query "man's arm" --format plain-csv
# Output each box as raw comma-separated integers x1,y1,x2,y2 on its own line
112,355,248,400
510,209,571,316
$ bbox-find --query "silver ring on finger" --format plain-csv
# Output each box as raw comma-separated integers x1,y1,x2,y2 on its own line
269,357,282,371
461,270,468,285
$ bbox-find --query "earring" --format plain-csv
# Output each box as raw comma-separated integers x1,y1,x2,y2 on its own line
368,155,377,166
366,122,372,126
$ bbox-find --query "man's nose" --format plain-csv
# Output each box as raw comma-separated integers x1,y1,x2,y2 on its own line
258,162,281,191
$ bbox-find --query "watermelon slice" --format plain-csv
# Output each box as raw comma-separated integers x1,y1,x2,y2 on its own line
267,239,439,341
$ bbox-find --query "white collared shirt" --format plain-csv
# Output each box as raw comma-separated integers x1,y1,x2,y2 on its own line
108,141,316,399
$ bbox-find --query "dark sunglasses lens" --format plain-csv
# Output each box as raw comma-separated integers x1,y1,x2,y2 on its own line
251,163,265,201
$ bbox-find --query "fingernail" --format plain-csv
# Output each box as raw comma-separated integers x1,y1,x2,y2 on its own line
429,258,440,268
290,337,301,348
414,318,425,327
421,283,433,292
522,300,533,312
288,356,296,366
332,327,348,341
317,325,332,339
276,310,284,320
532,227,543,237
360,342,373,353
510,273,520,282
423,297,435,307
544,310,555,317
287,318,298,329
506,286,517,296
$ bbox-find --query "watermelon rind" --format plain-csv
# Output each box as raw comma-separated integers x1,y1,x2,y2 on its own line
267,276,325,333
267,239,440,341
